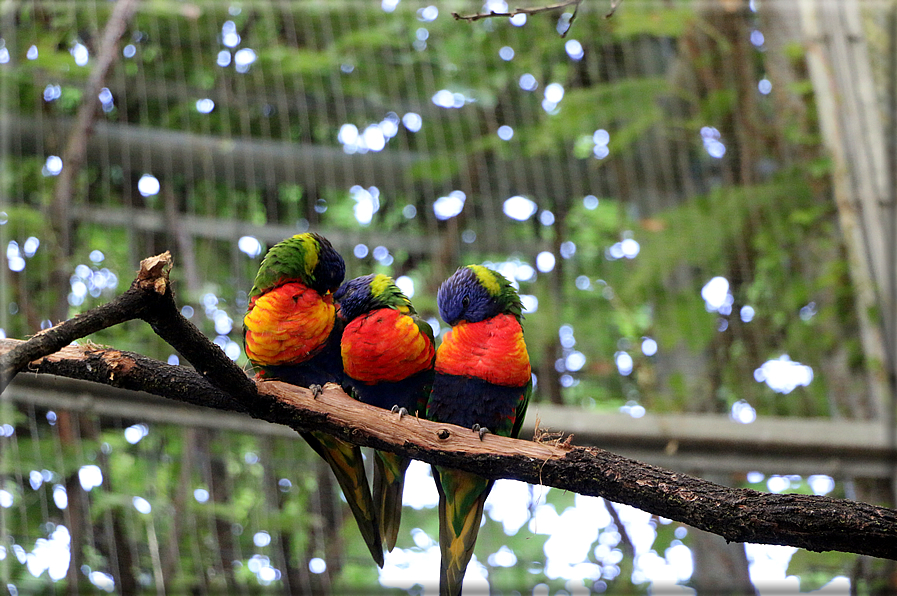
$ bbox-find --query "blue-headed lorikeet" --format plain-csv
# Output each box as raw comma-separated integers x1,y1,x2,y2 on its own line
242,232,385,567
335,273,436,552
427,265,532,596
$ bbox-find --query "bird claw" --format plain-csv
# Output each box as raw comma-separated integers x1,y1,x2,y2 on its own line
310,384,323,399
390,405,409,419
472,424,490,441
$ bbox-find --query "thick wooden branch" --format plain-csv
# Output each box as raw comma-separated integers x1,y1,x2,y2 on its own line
1,253,896,561
2,338,897,560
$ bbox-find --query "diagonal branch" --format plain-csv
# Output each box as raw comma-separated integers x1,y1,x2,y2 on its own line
0,252,256,401
1,253,896,561
0,253,169,393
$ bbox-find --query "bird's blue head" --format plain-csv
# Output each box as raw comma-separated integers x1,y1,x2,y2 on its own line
335,273,413,321
437,265,523,326
310,233,346,295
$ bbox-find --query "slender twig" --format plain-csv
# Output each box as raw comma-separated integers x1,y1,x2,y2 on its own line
606,0,623,19
604,500,635,559
560,1,582,37
451,0,586,37
452,0,579,20
452,0,621,36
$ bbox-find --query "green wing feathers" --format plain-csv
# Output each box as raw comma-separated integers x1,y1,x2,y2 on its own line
434,466,493,596
511,381,533,440
301,430,384,567
373,451,411,552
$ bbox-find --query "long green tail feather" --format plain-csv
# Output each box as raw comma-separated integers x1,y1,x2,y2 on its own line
301,430,384,567
433,466,493,596
373,451,411,552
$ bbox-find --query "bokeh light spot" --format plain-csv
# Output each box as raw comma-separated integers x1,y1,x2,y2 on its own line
536,252,555,273
433,191,466,220
503,196,537,221
753,355,813,394
238,236,262,258
565,39,584,60
138,174,160,197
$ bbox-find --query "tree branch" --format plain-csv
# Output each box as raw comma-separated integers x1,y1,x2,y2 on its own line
605,0,622,19
452,0,587,36
1,253,895,561
0,253,256,401
452,0,583,21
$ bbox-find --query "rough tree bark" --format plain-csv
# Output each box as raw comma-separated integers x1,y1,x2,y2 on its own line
1,253,896,561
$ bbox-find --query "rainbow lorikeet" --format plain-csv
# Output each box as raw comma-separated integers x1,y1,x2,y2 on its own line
335,273,436,552
427,265,531,596
242,232,385,567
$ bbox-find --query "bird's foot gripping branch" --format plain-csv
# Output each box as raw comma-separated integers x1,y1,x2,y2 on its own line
0,252,895,561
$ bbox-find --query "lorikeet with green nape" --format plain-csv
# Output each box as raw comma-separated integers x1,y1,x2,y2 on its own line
335,273,436,552
427,265,531,596
243,233,345,386
242,232,385,568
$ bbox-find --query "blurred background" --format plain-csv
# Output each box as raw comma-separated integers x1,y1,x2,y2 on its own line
1,0,896,593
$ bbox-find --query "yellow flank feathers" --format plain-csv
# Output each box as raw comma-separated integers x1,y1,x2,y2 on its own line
394,314,413,332
370,273,393,298
394,316,427,354
468,264,501,296
436,467,491,596
446,502,480,560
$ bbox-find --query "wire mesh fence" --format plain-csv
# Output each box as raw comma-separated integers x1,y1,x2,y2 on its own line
1,0,896,592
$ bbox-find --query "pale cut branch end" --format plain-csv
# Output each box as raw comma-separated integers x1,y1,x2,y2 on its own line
137,251,172,295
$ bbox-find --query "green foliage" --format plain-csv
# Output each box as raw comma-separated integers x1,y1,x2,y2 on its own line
609,3,695,39
517,78,670,157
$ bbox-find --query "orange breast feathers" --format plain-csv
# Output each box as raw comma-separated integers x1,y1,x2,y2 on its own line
243,282,335,366
435,314,531,387
341,308,435,384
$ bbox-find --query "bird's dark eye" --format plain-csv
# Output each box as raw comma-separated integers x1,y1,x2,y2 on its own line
461,296,470,309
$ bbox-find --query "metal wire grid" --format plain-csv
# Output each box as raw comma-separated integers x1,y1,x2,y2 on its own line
1,0,895,592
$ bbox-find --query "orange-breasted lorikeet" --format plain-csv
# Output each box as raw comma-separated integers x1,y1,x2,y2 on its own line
242,232,385,567
426,265,531,596
335,273,436,552
243,232,344,385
